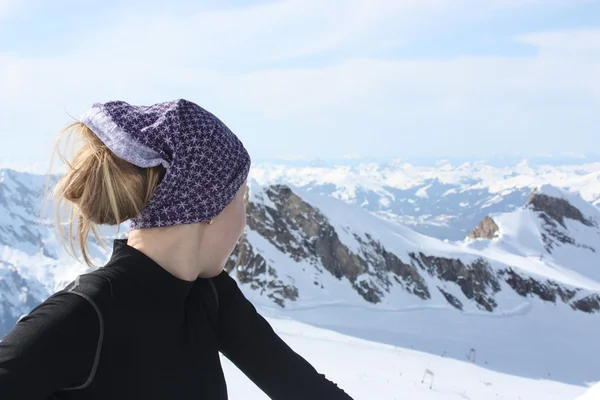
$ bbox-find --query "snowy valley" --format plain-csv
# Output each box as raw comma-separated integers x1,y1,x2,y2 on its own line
1,162,600,399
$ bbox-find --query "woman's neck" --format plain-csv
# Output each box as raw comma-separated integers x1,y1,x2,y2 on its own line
126,224,206,282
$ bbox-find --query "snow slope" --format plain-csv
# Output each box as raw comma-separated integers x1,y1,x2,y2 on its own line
577,383,600,400
222,316,593,400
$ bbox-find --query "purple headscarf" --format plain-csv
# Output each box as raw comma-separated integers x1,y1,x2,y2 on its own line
80,99,251,230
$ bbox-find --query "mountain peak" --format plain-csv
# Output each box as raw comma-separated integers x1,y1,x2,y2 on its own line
525,185,596,229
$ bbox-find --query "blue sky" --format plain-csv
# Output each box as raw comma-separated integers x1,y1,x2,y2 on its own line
0,0,599,169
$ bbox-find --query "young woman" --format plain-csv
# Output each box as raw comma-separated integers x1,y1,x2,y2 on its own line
0,99,353,399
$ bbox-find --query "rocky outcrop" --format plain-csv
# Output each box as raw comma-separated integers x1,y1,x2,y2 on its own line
409,253,500,312
538,212,596,253
523,191,598,253
247,185,364,280
241,185,430,305
526,191,595,228
572,294,600,313
498,268,599,314
355,234,430,301
225,235,299,307
499,268,564,303
468,216,500,239
437,286,464,310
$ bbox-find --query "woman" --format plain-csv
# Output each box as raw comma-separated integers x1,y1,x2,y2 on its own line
0,99,353,399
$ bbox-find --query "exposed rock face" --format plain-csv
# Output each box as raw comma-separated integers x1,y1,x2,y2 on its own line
496,268,600,313
247,185,364,280
228,185,430,305
224,236,298,307
437,286,464,310
526,192,595,228
538,213,596,253
410,253,500,312
525,191,597,253
572,294,600,313
500,268,566,303
354,234,430,301
468,216,500,239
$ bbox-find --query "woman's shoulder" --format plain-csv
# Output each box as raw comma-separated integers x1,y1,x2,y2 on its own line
53,270,116,316
62,270,116,300
17,271,115,339
0,275,105,371
0,273,112,397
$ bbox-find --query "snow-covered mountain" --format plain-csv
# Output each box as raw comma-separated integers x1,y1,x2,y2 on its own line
0,169,103,334
467,185,600,287
250,160,600,240
1,166,599,394
228,181,600,313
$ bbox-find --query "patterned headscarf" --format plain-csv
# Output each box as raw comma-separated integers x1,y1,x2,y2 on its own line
80,99,251,230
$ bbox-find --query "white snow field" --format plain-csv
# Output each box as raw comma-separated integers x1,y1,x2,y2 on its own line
576,383,600,400
221,316,594,399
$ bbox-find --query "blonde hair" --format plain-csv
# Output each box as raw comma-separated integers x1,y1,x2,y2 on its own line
46,122,164,267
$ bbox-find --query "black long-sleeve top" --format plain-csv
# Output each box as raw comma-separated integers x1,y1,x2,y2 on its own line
0,239,353,399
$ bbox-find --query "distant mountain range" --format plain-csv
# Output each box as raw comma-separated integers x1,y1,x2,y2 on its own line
249,159,600,240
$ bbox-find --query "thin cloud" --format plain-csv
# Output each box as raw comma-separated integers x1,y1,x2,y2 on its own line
275,154,309,161
0,0,598,162
61,0,584,66
518,28,600,55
